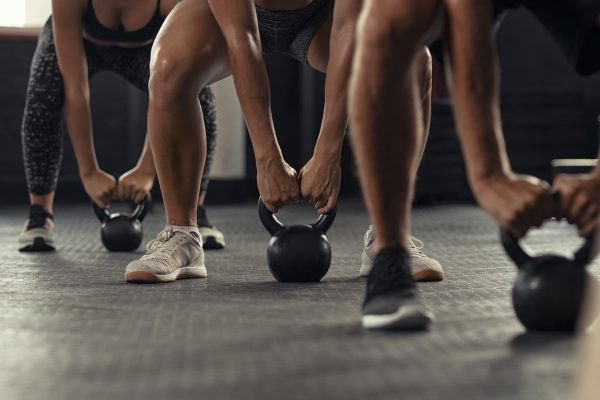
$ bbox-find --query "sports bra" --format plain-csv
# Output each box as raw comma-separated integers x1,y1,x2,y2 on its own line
82,0,165,42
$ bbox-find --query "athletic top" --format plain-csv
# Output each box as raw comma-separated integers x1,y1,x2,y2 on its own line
82,0,165,42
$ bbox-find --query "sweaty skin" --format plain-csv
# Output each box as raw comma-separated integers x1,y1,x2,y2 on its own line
48,0,178,209
148,0,426,226
349,0,558,257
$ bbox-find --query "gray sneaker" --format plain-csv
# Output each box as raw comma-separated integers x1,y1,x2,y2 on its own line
18,205,56,252
362,248,435,330
360,225,443,281
125,226,207,283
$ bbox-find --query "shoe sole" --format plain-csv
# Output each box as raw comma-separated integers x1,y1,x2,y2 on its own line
19,237,55,252
125,265,208,284
361,249,444,282
362,305,435,331
203,236,225,250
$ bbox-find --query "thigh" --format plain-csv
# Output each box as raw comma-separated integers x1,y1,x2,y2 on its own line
152,0,232,88
307,1,368,73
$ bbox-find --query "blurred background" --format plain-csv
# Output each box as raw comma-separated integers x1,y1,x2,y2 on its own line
1,1,600,206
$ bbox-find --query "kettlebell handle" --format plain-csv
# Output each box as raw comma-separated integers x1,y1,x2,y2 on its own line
93,202,111,222
258,199,285,235
500,229,597,269
131,195,151,222
257,198,337,235
92,194,151,223
311,205,337,234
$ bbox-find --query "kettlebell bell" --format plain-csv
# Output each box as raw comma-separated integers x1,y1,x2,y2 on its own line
501,228,597,332
93,197,149,252
258,199,336,282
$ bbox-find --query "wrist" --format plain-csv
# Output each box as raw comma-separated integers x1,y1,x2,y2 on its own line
135,161,157,176
314,141,342,160
79,165,99,178
254,140,282,164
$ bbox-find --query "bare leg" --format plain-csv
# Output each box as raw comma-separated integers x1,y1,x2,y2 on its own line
349,0,440,255
148,0,231,227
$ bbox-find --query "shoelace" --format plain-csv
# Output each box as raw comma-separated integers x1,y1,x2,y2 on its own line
408,237,427,258
146,226,177,255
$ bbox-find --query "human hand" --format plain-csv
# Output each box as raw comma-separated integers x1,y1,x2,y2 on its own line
81,169,117,208
298,155,341,214
553,173,600,237
256,156,301,212
472,173,555,238
117,167,155,204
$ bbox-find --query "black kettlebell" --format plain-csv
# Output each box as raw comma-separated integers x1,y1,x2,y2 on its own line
501,228,597,332
93,197,149,252
258,199,336,282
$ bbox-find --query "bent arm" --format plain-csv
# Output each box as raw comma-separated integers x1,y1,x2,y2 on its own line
442,0,511,187
207,0,282,162
52,0,99,177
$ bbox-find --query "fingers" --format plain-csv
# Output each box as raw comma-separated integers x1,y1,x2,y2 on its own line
553,174,578,217
317,194,337,215
117,180,131,201
132,190,148,205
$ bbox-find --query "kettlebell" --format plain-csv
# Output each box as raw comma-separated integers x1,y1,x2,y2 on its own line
258,199,336,282
501,228,597,332
93,197,149,252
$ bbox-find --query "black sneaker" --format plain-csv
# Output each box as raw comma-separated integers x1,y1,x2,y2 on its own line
18,205,56,252
362,248,434,330
197,205,226,250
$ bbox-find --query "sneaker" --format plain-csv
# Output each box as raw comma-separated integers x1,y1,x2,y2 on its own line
361,225,443,281
18,205,56,252
197,205,226,250
362,248,435,330
125,225,207,283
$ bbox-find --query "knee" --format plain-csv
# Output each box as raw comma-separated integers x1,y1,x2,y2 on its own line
358,0,441,53
148,50,203,110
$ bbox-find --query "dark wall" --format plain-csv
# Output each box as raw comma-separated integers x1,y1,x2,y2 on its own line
0,38,148,205
2,7,600,206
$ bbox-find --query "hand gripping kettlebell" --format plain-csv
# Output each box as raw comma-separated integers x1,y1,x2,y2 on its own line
258,199,336,282
93,197,150,252
501,228,597,332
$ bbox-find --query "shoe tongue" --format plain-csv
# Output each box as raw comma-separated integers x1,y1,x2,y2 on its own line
28,205,51,229
168,225,201,244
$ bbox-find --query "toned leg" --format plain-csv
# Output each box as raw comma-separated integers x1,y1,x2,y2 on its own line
125,0,232,283
350,0,441,255
349,0,442,329
148,0,231,227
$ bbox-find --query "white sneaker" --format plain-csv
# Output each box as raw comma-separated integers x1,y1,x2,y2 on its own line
18,205,56,252
125,225,207,283
360,225,444,282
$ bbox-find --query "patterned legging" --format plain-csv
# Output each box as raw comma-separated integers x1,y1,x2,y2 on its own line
22,17,217,196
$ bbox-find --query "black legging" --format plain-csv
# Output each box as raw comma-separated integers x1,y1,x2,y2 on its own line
22,17,217,196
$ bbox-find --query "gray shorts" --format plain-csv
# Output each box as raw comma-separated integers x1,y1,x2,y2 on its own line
256,0,334,66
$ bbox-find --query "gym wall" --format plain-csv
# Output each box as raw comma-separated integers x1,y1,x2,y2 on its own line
1,8,600,206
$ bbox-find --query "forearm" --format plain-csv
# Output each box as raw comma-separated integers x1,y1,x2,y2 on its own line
227,37,282,162
444,0,511,185
135,134,158,175
314,5,358,159
315,70,349,159
63,91,98,176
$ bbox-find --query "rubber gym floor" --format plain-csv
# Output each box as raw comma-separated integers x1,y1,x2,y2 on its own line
1,200,598,400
